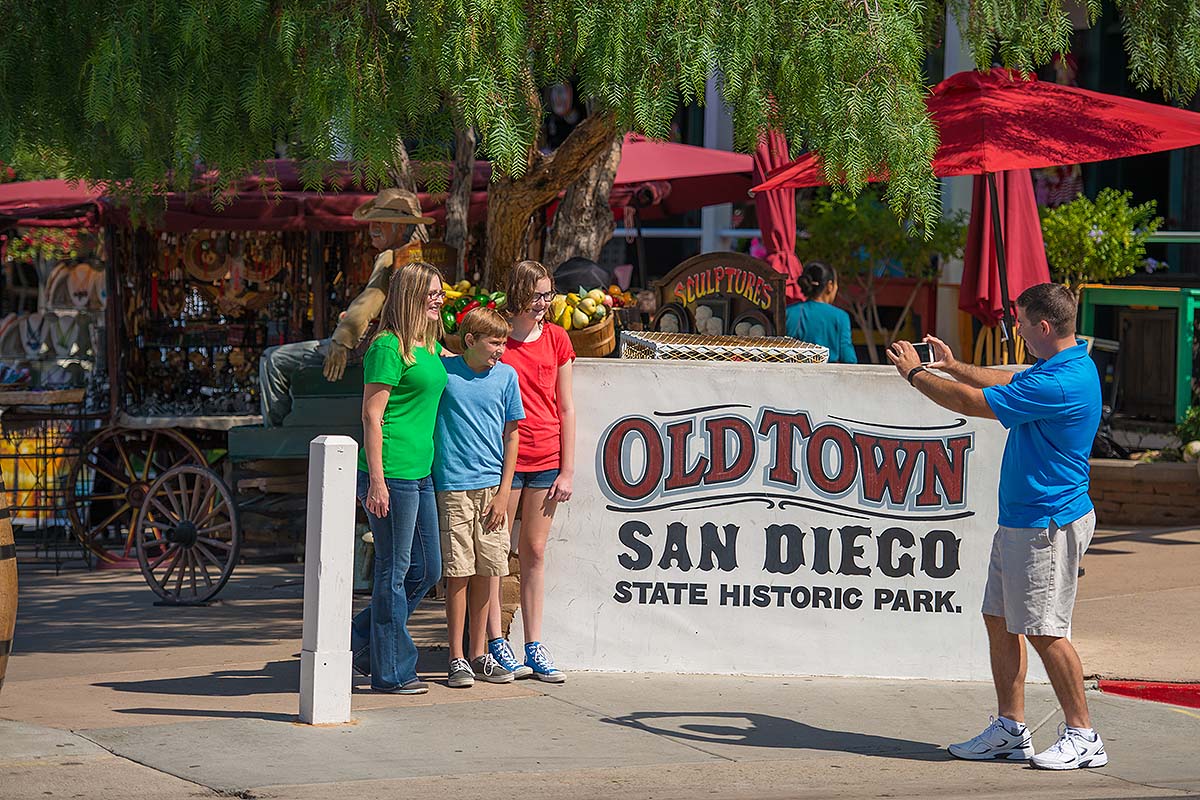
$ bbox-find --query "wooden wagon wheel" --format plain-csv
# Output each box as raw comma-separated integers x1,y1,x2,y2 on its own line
133,464,241,605
66,427,206,563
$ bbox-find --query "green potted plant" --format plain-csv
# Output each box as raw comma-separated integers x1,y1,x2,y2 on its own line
1040,188,1163,299
796,188,967,363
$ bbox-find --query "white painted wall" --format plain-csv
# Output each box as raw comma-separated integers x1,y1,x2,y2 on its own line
536,359,1041,681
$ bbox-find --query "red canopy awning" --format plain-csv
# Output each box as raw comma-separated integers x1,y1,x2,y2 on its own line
0,179,103,228
614,134,753,218
754,68,1200,192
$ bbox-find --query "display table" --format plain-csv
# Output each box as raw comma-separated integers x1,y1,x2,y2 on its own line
527,358,1013,681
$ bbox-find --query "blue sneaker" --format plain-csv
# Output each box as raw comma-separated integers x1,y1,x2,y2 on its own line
524,641,566,683
488,638,533,679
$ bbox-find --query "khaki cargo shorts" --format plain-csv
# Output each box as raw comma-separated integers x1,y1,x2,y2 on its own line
981,510,1096,637
437,487,510,578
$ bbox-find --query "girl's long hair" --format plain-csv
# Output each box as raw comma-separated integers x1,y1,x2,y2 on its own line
506,259,553,317
375,260,443,365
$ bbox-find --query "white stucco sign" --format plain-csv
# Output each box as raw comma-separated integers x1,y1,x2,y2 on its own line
541,359,1015,680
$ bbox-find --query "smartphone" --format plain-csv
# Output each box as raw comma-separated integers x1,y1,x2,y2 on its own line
912,342,934,364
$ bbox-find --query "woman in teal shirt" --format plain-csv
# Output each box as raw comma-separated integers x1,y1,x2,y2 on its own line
786,262,858,364
352,260,448,694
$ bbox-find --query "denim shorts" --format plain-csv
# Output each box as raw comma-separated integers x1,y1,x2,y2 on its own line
512,468,559,490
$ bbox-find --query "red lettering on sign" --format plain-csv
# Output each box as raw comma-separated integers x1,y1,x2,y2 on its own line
664,419,709,491
758,411,814,486
805,424,858,495
917,436,973,506
704,416,757,486
855,434,924,506
601,417,664,502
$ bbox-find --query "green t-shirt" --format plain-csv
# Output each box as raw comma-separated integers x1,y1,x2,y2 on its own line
357,332,448,479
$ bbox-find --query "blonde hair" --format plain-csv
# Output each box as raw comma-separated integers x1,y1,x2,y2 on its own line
505,259,553,315
460,307,512,342
375,260,444,364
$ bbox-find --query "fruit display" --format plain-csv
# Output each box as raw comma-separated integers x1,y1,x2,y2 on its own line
440,280,507,335
547,285,634,332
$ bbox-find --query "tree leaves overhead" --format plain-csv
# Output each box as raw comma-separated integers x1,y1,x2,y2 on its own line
1,0,1198,231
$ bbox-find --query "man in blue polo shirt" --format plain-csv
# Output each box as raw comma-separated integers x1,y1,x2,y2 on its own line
887,283,1105,771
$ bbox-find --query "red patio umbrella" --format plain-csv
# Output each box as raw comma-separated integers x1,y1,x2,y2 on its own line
0,179,103,227
754,68,1200,359
753,130,805,303
614,133,753,218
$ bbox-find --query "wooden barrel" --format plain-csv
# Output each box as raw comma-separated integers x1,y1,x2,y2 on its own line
568,313,616,358
0,474,16,694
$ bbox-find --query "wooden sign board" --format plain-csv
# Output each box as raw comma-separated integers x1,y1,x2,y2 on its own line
394,240,458,277
653,252,787,337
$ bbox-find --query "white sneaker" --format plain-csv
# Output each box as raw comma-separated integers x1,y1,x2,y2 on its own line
948,716,1034,761
1031,724,1108,770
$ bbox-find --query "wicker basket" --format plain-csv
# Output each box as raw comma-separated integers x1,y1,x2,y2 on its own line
619,331,827,364
567,313,616,358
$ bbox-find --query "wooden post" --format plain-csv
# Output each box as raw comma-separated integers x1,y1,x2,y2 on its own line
299,435,358,724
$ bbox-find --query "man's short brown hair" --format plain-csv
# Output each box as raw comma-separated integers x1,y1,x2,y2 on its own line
460,307,511,342
1017,283,1077,337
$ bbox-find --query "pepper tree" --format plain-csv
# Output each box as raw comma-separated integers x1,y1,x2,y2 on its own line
1,1,1198,284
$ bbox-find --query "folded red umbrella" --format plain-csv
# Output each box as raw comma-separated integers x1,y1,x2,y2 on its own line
960,169,1049,326
753,130,805,303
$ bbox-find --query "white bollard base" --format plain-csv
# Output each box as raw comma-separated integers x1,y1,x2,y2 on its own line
299,649,352,724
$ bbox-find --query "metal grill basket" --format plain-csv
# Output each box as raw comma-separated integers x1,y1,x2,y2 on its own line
619,331,828,363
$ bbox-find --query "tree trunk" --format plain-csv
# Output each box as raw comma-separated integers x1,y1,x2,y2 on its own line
445,123,476,281
543,136,622,269
484,113,619,289
388,138,429,243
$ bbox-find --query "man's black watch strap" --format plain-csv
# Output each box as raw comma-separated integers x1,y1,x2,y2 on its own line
907,365,928,385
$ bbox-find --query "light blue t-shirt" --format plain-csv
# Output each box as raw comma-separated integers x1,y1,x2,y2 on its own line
982,341,1101,529
785,301,857,363
433,356,525,491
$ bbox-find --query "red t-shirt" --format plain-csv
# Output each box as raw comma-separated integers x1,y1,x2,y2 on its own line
502,322,575,471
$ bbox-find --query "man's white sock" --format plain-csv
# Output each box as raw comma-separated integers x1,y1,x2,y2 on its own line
999,716,1026,734
1068,725,1096,739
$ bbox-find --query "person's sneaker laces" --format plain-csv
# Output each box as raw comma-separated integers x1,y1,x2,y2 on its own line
947,716,1033,761
470,653,515,683
524,641,566,683
1031,724,1108,770
488,638,533,679
447,657,475,688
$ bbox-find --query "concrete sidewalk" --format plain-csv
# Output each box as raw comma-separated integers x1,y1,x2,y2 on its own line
1,524,1198,799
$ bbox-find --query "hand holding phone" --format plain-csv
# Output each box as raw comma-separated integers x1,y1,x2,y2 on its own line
911,342,934,364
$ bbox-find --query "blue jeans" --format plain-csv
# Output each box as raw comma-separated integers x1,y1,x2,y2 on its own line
512,468,559,490
350,471,441,689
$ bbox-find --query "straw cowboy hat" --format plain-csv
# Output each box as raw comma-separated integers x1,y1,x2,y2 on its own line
352,188,435,225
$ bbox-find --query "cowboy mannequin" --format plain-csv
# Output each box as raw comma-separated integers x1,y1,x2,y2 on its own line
258,188,436,426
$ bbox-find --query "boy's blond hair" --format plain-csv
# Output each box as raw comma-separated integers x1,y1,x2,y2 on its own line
460,307,512,342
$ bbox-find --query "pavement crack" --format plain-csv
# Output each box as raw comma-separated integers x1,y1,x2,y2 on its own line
72,729,226,796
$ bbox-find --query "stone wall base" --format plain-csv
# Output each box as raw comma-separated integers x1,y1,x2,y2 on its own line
1090,459,1200,526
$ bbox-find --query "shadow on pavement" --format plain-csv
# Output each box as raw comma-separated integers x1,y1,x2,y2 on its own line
111,707,298,723
94,659,299,697
602,711,949,761
1086,526,1200,557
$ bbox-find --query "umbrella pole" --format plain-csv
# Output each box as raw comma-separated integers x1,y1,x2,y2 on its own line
635,209,648,290
986,172,1018,363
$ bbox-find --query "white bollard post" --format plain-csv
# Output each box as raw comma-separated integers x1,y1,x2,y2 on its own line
299,435,358,724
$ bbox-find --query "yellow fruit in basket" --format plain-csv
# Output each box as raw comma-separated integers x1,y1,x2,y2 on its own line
579,297,597,314
587,289,605,304
558,307,573,331
608,284,622,296
550,298,567,320
572,308,590,329
455,280,471,292
554,293,566,305
566,292,581,306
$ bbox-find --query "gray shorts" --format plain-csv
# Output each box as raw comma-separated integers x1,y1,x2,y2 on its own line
981,510,1096,638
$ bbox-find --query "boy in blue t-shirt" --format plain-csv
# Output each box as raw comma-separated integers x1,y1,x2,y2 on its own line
434,308,526,688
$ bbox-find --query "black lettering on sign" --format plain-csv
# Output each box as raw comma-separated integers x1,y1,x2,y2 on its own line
617,521,653,570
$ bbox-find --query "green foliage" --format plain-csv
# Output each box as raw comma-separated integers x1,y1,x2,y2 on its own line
0,1,1197,231
1177,405,1200,444
796,189,968,282
1039,188,1163,296
795,188,966,361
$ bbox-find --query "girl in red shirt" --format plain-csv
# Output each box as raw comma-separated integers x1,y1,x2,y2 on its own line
486,259,575,682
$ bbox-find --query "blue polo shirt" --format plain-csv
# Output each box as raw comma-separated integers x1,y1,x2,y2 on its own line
982,340,1100,529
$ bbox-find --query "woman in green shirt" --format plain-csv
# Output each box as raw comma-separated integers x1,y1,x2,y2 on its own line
351,260,448,694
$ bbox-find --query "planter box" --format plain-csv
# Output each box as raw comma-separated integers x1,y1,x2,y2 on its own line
1089,458,1200,526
